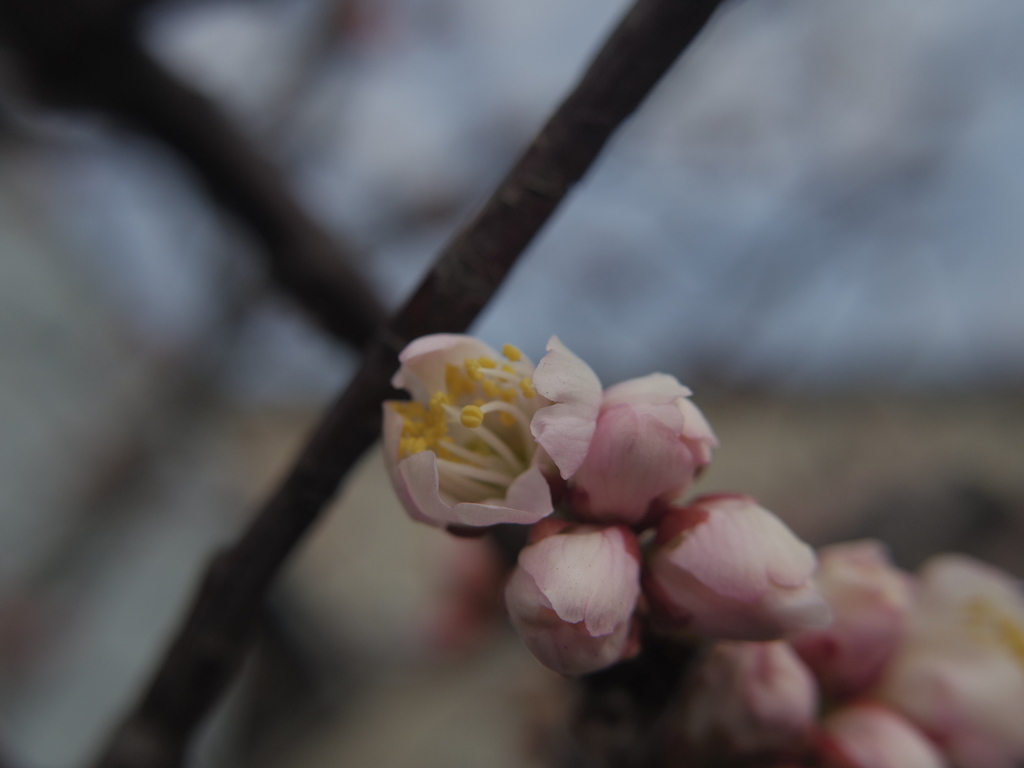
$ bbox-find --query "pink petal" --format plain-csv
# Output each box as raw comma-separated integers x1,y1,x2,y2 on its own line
646,559,830,640
531,336,602,479
601,373,717,467
683,640,818,754
382,403,433,526
602,372,693,402
571,404,694,524
741,642,819,731
825,705,947,768
877,553,1024,766
881,651,1023,768
601,373,691,432
519,527,640,636
791,540,914,699
678,397,718,466
646,496,831,640
395,452,553,528
672,496,817,601
391,334,497,401
503,466,555,517
504,566,635,675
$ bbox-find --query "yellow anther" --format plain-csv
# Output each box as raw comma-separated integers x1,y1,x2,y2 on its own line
465,359,484,381
479,357,497,369
482,380,500,399
392,401,425,418
966,598,1024,670
502,344,522,362
399,436,428,458
429,392,451,413
501,364,516,375
500,412,516,427
998,620,1024,668
445,364,475,398
500,387,517,402
460,405,485,429
520,377,536,399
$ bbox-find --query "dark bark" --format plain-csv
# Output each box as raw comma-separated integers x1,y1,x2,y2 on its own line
561,637,706,768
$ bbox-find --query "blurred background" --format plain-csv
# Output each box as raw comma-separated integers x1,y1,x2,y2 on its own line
1,0,1023,765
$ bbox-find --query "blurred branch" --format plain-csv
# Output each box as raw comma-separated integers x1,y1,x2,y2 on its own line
85,0,728,765
561,637,706,768
0,1,385,348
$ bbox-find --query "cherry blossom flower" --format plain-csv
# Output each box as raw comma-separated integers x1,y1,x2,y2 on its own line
791,540,915,699
644,494,831,640
822,704,948,768
568,373,717,526
383,334,601,528
877,555,1024,768
682,640,819,758
504,524,641,675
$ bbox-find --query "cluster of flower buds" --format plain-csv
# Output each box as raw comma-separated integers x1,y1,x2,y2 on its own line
384,334,831,674
383,334,1024,767
677,541,1024,768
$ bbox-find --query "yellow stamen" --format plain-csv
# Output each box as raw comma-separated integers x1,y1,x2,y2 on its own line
460,405,485,428
967,598,1024,670
445,363,475,398
392,401,425,419
392,344,540,472
429,392,451,413
398,436,429,459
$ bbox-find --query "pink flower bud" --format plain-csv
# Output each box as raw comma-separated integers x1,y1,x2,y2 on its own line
877,555,1024,768
791,540,915,699
504,525,641,675
645,494,831,640
822,704,947,768
383,334,601,529
569,373,718,526
683,640,818,757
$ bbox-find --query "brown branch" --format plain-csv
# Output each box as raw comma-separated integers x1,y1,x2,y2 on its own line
557,636,709,768
0,3,385,348
101,40,387,347
87,0,727,765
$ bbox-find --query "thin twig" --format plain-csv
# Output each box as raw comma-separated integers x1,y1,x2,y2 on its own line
0,5,385,347
86,41,387,347
89,0,727,765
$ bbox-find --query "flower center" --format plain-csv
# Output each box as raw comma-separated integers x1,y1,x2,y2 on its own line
393,344,541,500
965,597,1024,670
